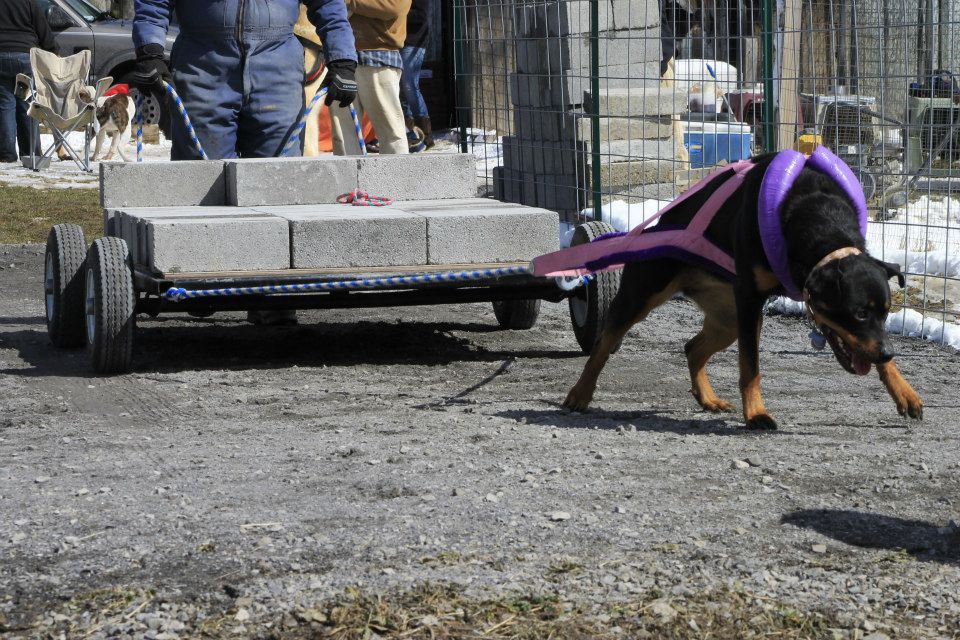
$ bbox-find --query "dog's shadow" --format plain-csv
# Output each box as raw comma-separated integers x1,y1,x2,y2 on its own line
495,405,772,437
782,509,960,564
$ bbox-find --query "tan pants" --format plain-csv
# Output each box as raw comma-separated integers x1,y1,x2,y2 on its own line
330,64,408,156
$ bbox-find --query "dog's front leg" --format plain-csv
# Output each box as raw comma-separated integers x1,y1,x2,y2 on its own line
735,292,777,430
877,361,923,419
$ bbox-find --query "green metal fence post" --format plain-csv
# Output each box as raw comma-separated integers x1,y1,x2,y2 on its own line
761,0,776,152
453,0,469,154
589,0,602,217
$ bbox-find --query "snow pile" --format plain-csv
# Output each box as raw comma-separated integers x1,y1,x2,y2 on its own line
868,195,960,278
583,198,674,232
0,130,172,190
886,308,960,350
766,295,960,350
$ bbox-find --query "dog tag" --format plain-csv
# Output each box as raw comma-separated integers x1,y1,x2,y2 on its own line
809,329,826,351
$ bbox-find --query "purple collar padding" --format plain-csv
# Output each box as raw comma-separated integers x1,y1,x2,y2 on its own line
532,147,867,294
758,146,868,300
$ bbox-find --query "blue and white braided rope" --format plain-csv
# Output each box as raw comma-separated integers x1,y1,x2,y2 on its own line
161,266,588,302
281,87,328,157
135,93,144,163
350,105,366,156
164,81,207,160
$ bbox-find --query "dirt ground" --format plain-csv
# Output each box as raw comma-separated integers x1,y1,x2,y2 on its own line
1,242,959,639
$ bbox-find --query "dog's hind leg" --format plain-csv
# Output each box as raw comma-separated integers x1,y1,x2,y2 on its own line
685,318,737,412
92,129,105,162
564,261,681,411
681,270,738,412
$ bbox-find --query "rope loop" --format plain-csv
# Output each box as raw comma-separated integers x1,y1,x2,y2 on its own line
336,190,394,207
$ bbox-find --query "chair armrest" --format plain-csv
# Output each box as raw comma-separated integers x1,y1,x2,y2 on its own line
93,76,114,100
14,73,33,101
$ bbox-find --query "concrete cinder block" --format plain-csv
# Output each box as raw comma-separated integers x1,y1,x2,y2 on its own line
514,0,660,37
510,72,571,108
356,153,476,200
516,35,570,74
100,160,226,208
253,204,426,269
114,206,261,267
585,87,687,117
576,113,673,141
143,214,289,274
420,206,559,264
397,198,508,212
534,173,586,212
513,108,578,142
225,156,359,206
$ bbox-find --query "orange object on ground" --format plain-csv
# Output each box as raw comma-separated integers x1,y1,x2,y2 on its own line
315,103,376,153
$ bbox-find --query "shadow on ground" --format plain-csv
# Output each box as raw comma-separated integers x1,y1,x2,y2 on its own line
0,318,581,377
782,509,960,563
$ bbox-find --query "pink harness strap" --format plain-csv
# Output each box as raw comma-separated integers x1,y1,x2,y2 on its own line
532,161,756,278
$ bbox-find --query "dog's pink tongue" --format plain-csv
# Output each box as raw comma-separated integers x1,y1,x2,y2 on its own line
852,353,872,376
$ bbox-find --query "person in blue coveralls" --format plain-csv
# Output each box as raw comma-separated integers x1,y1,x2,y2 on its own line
130,0,359,326
131,0,359,161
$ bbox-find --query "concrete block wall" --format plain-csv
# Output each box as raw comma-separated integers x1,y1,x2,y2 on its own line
497,0,681,215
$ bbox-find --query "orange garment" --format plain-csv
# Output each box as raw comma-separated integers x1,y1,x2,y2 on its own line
315,104,377,152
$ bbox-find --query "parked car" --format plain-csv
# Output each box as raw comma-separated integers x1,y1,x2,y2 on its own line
37,0,177,126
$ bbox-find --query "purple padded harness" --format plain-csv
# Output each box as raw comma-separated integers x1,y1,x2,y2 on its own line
532,146,868,301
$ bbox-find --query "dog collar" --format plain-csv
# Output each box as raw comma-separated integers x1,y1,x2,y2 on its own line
758,147,868,301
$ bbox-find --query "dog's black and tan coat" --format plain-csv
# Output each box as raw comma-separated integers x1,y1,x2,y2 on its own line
563,152,923,429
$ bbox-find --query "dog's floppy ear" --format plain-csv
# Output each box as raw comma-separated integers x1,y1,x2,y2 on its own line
873,257,906,288
804,260,841,303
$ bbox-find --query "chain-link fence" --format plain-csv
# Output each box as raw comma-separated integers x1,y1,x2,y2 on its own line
453,0,960,346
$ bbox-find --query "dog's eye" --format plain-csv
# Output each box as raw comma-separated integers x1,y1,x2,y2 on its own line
854,309,869,322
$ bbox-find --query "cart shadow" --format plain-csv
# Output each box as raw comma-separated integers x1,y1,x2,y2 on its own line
495,406,778,437
781,509,960,564
0,318,581,376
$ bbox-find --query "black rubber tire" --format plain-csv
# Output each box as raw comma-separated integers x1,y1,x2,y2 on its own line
492,299,541,330
568,221,622,354
44,224,87,348
85,237,135,374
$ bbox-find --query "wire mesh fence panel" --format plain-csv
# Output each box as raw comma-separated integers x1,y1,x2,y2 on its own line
454,0,960,346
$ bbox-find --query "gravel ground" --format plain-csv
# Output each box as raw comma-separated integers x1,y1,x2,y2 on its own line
1,242,959,639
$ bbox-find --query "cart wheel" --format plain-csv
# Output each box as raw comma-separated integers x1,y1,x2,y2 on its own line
84,237,135,374
568,221,622,354
44,224,87,348
492,299,541,330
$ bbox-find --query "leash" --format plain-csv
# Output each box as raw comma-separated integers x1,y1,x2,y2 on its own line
135,80,366,162
336,190,393,206
136,81,207,162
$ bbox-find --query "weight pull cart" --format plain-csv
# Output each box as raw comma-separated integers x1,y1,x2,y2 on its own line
42,220,620,374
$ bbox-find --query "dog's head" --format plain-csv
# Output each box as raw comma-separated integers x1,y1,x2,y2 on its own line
804,253,905,375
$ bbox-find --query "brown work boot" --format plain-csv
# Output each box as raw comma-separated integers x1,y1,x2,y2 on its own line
414,116,434,149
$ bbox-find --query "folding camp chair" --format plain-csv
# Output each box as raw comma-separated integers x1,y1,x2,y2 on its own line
13,49,111,172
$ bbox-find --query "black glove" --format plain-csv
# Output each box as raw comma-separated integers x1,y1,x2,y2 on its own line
322,59,358,108
130,44,173,98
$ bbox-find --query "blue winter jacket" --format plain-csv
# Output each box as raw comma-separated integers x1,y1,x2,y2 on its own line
133,0,357,63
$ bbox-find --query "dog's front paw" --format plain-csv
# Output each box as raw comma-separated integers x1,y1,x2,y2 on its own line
693,393,734,413
744,413,778,430
563,384,593,412
893,386,924,420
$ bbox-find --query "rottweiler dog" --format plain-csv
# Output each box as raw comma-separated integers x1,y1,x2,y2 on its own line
563,152,924,429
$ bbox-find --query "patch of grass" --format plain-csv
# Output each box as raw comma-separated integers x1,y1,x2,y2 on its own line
309,583,842,640
0,184,100,244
